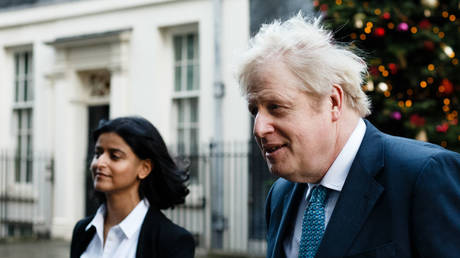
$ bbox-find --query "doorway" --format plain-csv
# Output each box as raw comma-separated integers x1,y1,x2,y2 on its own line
85,105,109,216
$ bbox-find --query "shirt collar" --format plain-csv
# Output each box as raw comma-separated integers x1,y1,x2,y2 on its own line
118,199,149,239
85,204,106,242
320,118,366,192
85,199,150,240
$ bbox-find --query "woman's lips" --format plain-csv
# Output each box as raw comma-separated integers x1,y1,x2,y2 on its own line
94,172,110,178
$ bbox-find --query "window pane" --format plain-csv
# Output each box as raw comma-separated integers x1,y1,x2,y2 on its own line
15,79,19,102
173,36,182,61
12,52,34,183
26,159,32,182
16,127,22,182
24,76,28,102
190,98,198,123
28,52,33,73
27,52,33,101
194,64,200,90
178,129,185,154
27,109,33,129
15,149,21,182
175,66,182,91
15,53,20,76
177,100,184,123
190,128,198,154
18,110,22,130
29,78,34,101
26,134,32,182
27,132,32,156
15,54,20,102
24,52,29,75
187,34,195,60
186,64,194,91
190,158,198,181
189,128,199,181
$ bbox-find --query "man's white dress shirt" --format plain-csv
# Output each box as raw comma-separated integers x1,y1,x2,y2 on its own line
283,119,366,257
81,199,149,258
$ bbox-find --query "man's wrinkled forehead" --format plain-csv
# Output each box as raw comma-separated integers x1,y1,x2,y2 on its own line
245,67,267,95
246,83,298,108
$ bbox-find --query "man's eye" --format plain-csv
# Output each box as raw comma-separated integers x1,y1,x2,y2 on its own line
248,105,258,116
268,104,280,110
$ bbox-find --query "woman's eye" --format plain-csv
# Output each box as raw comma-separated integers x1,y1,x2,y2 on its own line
110,154,120,160
94,151,102,158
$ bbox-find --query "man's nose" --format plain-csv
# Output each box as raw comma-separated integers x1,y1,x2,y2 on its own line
253,112,274,139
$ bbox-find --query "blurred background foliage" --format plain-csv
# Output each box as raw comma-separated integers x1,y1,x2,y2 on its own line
316,0,460,152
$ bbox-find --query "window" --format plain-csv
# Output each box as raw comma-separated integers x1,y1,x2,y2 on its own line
13,51,34,183
173,33,199,180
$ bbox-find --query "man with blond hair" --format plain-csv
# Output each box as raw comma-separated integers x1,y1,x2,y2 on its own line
237,14,460,258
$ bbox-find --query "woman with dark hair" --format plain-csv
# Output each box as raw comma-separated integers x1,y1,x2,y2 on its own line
70,116,195,258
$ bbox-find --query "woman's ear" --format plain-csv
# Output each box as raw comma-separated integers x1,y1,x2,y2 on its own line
138,159,153,180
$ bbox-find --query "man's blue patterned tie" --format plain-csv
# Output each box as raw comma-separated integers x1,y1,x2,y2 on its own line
298,185,328,258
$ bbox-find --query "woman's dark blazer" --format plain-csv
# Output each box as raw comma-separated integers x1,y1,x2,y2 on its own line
70,207,195,258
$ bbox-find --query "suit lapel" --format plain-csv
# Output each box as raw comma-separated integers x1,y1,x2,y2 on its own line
316,120,385,257
136,207,161,258
273,183,307,258
71,217,96,258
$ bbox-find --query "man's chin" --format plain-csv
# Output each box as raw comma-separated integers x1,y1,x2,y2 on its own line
269,167,306,183
268,166,289,178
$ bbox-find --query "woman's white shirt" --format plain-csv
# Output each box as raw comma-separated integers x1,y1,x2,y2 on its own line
81,199,149,258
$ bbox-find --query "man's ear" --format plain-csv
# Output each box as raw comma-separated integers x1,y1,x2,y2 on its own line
138,159,153,180
330,84,344,122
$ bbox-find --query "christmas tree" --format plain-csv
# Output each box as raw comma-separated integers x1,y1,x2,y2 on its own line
315,0,460,152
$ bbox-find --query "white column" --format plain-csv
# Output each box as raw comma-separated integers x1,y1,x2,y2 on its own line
109,37,131,118
109,66,129,118
50,70,86,240
33,42,55,235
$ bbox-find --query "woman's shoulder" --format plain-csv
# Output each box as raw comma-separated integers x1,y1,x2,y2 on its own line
72,215,95,235
138,208,195,257
145,208,193,238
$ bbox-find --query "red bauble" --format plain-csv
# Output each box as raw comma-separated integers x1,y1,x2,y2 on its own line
410,114,426,127
388,63,398,74
423,41,435,51
369,66,379,76
418,19,431,30
382,12,391,19
374,27,385,37
436,123,449,133
320,4,328,11
442,78,454,94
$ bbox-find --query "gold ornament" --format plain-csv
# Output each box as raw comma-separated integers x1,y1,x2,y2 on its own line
416,129,428,142
421,0,439,8
354,13,366,29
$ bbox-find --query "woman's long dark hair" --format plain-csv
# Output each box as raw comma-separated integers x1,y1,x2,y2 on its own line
92,116,189,209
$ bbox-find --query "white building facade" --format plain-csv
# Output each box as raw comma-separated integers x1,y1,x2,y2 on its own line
0,0,256,253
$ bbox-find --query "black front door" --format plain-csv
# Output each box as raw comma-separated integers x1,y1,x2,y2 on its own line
85,105,109,216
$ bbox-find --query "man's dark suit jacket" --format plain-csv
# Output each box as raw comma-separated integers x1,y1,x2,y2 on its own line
70,206,195,258
266,120,460,258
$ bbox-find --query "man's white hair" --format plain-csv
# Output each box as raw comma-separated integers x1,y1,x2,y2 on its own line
237,13,371,117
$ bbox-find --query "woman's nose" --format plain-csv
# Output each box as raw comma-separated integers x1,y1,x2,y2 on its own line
91,153,107,170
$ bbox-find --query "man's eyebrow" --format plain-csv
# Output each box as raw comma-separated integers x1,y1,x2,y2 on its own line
248,91,294,105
